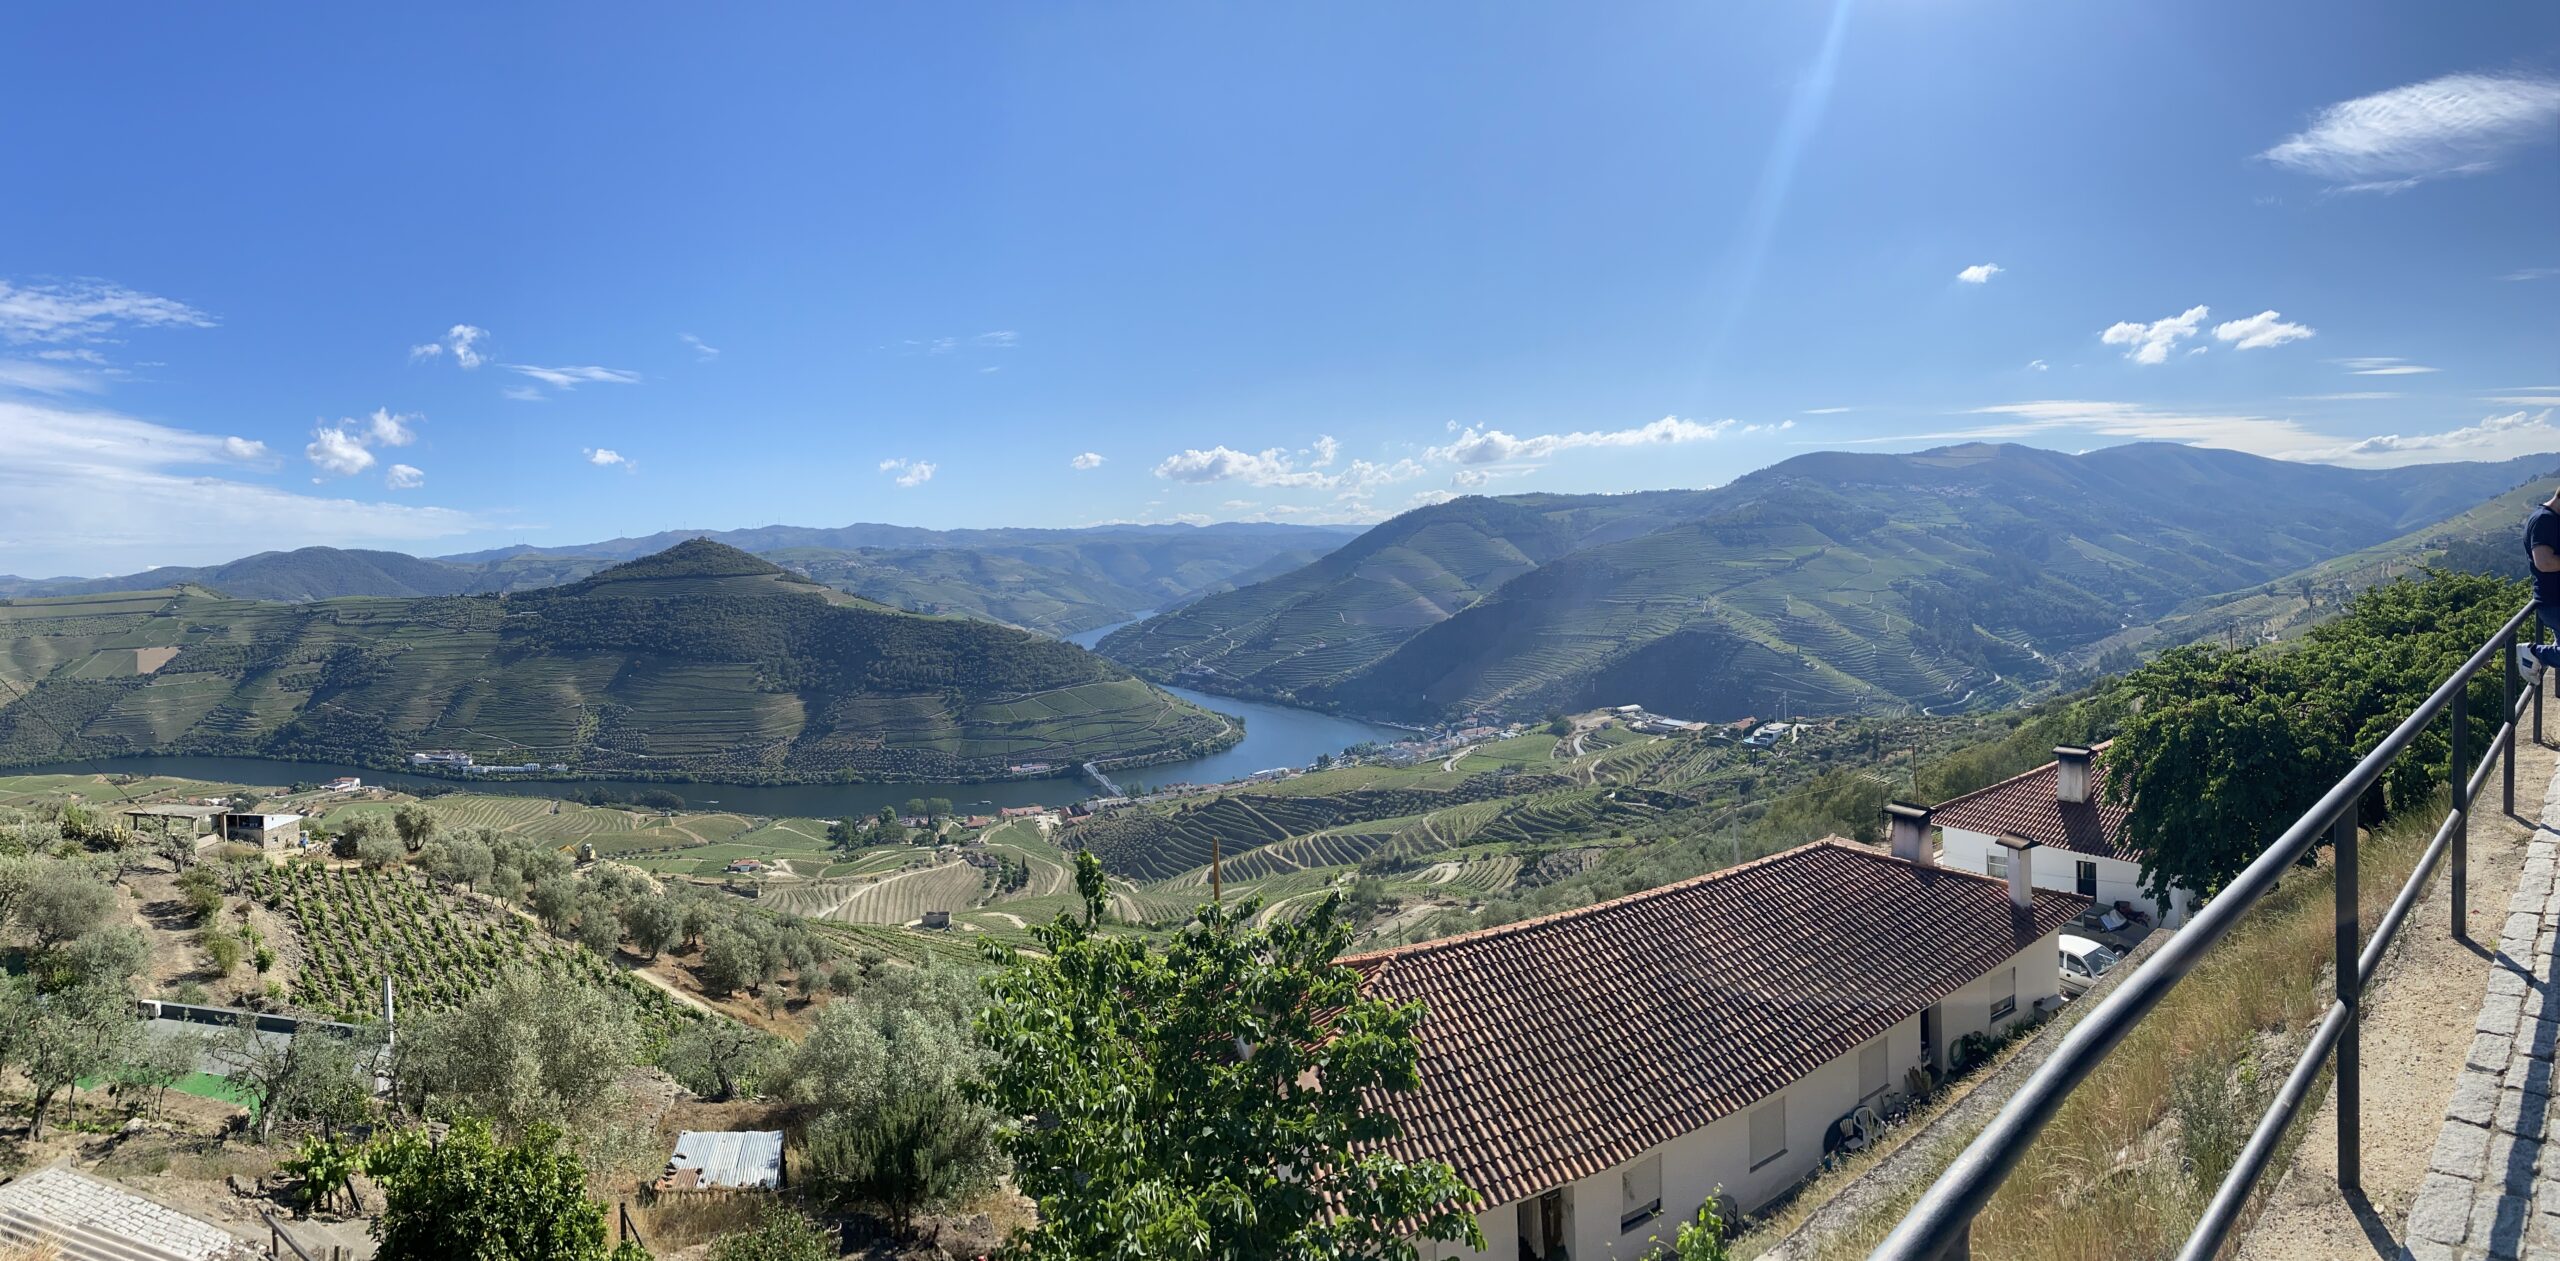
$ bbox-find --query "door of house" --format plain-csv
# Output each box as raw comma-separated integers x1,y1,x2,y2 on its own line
1538,1189,1566,1258
1921,1004,1945,1075
2076,860,2098,898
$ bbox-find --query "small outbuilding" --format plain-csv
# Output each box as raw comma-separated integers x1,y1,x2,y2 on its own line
215,812,303,854
121,804,221,839
655,1130,786,1192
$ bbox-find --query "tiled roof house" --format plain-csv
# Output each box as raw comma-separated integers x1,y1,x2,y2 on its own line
1930,742,2190,928
1349,834,2084,1260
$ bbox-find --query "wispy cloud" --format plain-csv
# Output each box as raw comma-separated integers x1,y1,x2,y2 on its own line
973,330,1018,348
1802,406,1854,415
1152,442,1424,494
2287,409,2559,467
879,457,937,488
384,464,424,490
0,360,105,395
2291,392,2401,401
2028,360,2049,373
0,398,477,574
2332,356,2440,376
2101,305,2210,365
1069,452,1105,471
1428,415,1736,466
2211,310,2316,351
2504,267,2560,282
2261,72,2560,192
1956,263,2003,284
507,364,641,390
679,333,720,361
0,279,214,344
501,386,547,403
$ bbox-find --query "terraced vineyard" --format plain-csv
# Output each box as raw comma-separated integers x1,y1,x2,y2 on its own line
756,861,990,925
1067,772,1564,879
245,863,697,1039
0,540,1234,780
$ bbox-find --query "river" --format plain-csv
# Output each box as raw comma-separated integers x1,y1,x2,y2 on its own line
7,618,1395,817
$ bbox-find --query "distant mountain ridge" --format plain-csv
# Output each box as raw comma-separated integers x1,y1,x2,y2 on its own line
1099,443,2557,723
0,540,1234,781
3,521,1356,637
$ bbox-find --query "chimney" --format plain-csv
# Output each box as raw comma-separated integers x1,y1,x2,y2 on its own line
1998,833,2037,909
2054,745,2094,805
1885,801,1935,868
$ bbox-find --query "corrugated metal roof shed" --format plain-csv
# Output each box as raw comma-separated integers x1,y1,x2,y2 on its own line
659,1130,784,1191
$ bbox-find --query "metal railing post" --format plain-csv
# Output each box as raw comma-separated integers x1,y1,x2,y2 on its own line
2452,680,2469,939
2506,626,2519,816
2334,795,2360,1190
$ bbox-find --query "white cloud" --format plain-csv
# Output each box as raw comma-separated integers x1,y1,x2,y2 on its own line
2028,360,2049,372
879,458,937,488
1956,263,2003,284
1069,452,1105,471
1150,444,1424,494
384,464,424,490
500,386,547,403
507,364,640,390
1737,419,1797,435
1451,469,1490,488
1833,399,2333,459
2483,390,2560,406
2289,409,2559,467
2100,305,2210,365
1220,499,1256,510
363,408,416,447
1310,435,1341,467
411,324,489,368
2291,392,2401,401
585,448,631,469
0,399,478,574
680,333,720,361
1802,406,1853,415
2332,356,2440,376
34,349,105,365
2211,310,2316,351
2504,267,2560,282
0,360,103,395
973,330,1018,348
2261,73,2560,192
1428,415,1736,466
305,425,376,477
0,279,214,344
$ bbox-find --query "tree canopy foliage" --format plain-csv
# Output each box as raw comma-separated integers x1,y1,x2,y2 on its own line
2109,570,2524,902
976,891,1482,1260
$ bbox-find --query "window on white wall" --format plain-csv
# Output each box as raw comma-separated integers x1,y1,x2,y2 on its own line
1749,1096,1787,1171
1620,1153,1663,1232
1985,849,2009,880
1989,966,2017,1021
1859,1039,1888,1105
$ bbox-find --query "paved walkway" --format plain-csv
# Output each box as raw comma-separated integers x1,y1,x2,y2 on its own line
2404,764,2560,1260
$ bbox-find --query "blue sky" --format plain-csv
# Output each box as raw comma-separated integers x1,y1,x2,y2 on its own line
1,2,2554,575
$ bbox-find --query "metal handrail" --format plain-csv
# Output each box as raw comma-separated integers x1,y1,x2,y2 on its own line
1874,601,2540,1260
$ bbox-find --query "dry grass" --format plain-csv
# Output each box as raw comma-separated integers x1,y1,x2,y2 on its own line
635,1192,773,1253
1807,795,2451,1260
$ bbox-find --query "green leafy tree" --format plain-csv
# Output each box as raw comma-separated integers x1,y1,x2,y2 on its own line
285,1132,367,1214
1645,1196,1734,1260
698,927,764,996
976,892,1482,1260
6,979,139,1139
663,1021,775,1103
707,1204,833,1261
391,803,440,852
20,860,115,953
364,1119,649,1261
389,968,637,1132
620,897,681,960
783,961,1000,1229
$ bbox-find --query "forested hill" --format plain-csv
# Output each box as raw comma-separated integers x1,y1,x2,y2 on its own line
1099,443,2556,723
0,522,1355,637
0,540,1234,781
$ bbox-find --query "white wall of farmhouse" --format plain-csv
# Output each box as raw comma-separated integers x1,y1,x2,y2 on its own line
1418,929,2062,1260
1935,825,2188,928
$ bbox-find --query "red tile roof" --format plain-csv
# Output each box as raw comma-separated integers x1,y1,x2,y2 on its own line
1342,838,2084,1208
1931,742,2134,862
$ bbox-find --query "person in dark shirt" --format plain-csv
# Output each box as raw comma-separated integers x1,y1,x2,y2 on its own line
2519,489,2560,676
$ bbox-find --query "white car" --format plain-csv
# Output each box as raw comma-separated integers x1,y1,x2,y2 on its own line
2059,933,2122,998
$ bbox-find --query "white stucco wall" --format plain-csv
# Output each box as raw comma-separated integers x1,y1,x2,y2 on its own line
1936,826,2185,928
1417,929,2064,1260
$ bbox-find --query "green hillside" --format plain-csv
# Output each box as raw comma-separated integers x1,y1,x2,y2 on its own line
1104,443,2552,721
1092,490,1722,700
15,523,1349,637
0,540,1233,781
